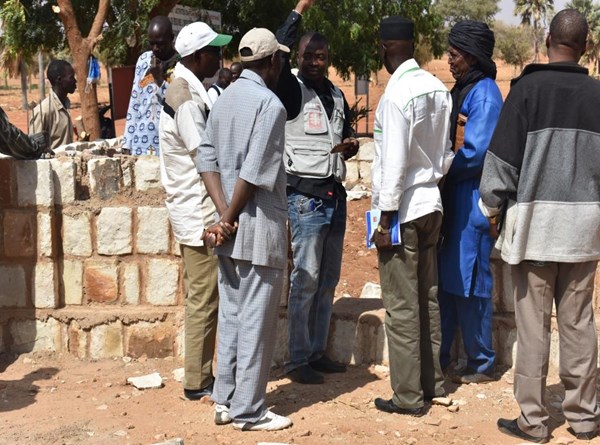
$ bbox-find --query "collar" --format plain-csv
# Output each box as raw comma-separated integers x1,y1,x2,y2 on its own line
297,73,334,94
511,62,588,87
386,58,420,91
50,90,68,110
173,63,213,109
239,69,268,88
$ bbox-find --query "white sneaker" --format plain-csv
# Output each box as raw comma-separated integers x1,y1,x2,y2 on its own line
232,410,292,431
214,404,231,425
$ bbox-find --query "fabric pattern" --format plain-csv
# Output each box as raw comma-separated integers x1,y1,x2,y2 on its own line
123,51,169,156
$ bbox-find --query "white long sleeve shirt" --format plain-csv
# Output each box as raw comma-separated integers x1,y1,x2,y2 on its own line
371,58,454,224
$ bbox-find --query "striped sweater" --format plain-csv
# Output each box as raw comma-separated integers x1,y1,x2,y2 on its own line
480,62,600,264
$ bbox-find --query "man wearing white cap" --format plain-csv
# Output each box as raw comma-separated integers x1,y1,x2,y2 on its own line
158,21,231,402
197,28,292,431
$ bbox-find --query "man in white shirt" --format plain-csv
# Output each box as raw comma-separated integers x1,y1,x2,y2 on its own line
370,16,454,416
158,21,232,401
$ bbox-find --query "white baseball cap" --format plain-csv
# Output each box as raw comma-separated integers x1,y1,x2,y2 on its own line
175,22,232,58
238,28,290,62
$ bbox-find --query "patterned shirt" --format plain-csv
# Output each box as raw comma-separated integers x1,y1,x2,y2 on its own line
123,51,176,156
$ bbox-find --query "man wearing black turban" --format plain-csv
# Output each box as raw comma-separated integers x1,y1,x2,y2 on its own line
437,20,503,385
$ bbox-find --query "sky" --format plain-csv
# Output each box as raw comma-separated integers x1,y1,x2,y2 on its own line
497,0,569,25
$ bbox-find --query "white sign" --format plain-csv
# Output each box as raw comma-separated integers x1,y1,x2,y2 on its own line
169,6,222,34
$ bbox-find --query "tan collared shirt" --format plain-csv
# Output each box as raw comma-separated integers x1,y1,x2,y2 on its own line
29,91,73,150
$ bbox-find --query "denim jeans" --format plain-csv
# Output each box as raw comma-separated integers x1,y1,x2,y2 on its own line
285,190,346,373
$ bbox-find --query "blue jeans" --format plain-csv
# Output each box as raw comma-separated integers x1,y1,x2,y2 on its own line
285,190,346,373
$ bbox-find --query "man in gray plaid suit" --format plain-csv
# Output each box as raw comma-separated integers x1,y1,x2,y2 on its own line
197,28,292,432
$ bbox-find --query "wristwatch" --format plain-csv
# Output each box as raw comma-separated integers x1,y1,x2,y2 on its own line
376,224,390,234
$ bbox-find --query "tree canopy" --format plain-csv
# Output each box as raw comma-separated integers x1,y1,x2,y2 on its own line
434,0,500,27
566,0,600,73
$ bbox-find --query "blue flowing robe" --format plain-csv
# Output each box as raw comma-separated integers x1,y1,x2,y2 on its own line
439,77,503,299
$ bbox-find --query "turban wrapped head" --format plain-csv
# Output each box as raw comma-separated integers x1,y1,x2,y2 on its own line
448,20,497,79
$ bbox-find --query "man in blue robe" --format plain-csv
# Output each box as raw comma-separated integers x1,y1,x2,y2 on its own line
438,21,503,384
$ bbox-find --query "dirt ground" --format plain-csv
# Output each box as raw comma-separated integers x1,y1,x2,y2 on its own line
1,349,596,445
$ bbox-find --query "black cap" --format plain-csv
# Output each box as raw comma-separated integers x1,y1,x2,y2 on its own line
380,16,414,41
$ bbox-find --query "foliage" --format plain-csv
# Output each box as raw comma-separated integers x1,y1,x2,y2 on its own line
300,0,444,78
349,96,370,129
0,0,63,74
513,0,554,62
493,21,533,71
434,0,500,27
196,0,444,79
566,0,600,73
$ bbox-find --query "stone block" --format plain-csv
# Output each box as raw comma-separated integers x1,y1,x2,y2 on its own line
32,262,58,308
0,265,27,307
62,260,83,305
344,160,359,187
134,157,162,191
121,262,140,305
88,158,120,200
495,325,517,367
126,321,175,358
3,209,36,257
38,212,53,257
16,159,54,207
50,158,77,205
10,318,60,353
171,237,181,257
358,160,372,184
357,140,375,162
137,207,169,254
97,207,132,255
0,158,13,206
146,259,179,305
360,282,381,299
89,321,123,358
84,259,119,303
272,316,289,365
62,212,92,257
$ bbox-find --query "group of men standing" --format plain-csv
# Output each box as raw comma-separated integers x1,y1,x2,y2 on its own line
127,1,599,440
371,8,600,444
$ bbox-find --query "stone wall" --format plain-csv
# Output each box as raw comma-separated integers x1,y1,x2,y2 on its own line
1,140,599,370
0,152,185,359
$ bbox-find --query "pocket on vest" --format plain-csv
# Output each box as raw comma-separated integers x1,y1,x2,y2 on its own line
286,146,331,177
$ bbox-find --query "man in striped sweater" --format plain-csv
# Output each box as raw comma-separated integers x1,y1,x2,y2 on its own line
479,9,600,443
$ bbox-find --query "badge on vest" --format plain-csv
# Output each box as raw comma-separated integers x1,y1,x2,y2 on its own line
303,103,327,135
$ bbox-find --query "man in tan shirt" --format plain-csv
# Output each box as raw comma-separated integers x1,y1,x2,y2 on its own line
30,59,76,150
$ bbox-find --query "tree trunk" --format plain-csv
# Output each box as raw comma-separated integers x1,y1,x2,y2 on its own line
38,51,46,102
20,60,28,110
57,0,110,140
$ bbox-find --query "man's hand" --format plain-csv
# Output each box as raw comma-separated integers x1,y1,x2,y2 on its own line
489,221,500,240
371,230,393,251
149,55,165,86
202,220,237,247
295,0,316,14
342,137,359,160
